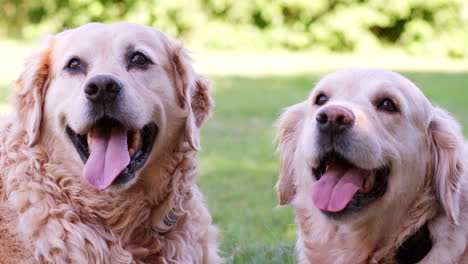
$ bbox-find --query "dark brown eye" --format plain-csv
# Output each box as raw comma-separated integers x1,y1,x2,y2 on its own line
315,94,328,106
66,58,84,72
378,98,399,113
129,52,149,66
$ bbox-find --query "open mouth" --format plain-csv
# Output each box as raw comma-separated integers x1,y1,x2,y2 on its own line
311,151,389,218
66,118,158,190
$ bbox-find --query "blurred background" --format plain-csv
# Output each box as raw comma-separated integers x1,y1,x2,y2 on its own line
1,1,467,263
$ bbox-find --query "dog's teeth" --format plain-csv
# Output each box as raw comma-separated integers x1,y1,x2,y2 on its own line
128,131,141,157
361,173,376,193
134,131,141,147
129,147,136,157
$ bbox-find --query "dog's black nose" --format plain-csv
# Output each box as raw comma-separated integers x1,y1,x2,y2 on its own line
316,105,354,133
85,75,122,103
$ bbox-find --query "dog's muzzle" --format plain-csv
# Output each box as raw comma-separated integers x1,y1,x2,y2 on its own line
66,74,159,191
312,106,390,218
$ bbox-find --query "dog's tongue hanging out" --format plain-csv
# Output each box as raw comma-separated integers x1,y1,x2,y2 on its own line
83,126,130,190
311,163,367,212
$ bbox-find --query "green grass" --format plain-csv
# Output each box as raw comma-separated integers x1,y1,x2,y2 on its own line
197,75,317,263
0,40,467,263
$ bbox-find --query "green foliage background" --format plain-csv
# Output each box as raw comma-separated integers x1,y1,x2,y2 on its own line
2,0,468,57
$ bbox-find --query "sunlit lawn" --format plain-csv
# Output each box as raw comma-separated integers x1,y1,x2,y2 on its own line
0,40,467,263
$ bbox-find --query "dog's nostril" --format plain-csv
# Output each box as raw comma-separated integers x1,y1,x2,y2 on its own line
337,114,353,127
336,115,344,124
316,113,328,124
85,84,99,96
336,115,350,125
106,82,120,94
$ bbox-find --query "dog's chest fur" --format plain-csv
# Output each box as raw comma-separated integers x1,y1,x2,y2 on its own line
0,184,36,264
299,225,432,264
295,204,435,264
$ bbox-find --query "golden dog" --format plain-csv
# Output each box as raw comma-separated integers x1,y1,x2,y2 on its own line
0,22,222,264
276,68,468,263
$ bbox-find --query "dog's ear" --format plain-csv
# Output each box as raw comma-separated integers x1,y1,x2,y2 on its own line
428,107,466,225
275,102,306,205
14,36,54,146
168,41,213,152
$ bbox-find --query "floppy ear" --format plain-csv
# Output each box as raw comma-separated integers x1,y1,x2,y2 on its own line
275,102,306,205
428,107,466,225
14,36,54,146
168,42,213,151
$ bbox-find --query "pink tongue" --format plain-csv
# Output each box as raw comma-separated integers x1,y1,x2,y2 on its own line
311,163,365,212
83,127,130,190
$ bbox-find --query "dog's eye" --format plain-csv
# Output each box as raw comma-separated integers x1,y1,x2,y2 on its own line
129,52,150,67
315,94,328,106
66,58,84,72
378,98,399,113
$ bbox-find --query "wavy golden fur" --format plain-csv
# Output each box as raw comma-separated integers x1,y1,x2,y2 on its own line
0,22,222,264
276,68,468,263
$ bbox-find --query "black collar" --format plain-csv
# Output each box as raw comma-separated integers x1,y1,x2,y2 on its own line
394,223,432,264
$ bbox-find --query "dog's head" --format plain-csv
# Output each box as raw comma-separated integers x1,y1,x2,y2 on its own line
276,68,465,224
15,22,212,191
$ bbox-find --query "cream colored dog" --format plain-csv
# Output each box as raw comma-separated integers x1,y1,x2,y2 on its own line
276,68,468,263
0,22,222,264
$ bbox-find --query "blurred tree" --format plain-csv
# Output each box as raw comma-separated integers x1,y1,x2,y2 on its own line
1,0,138,36
1,0,467,57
